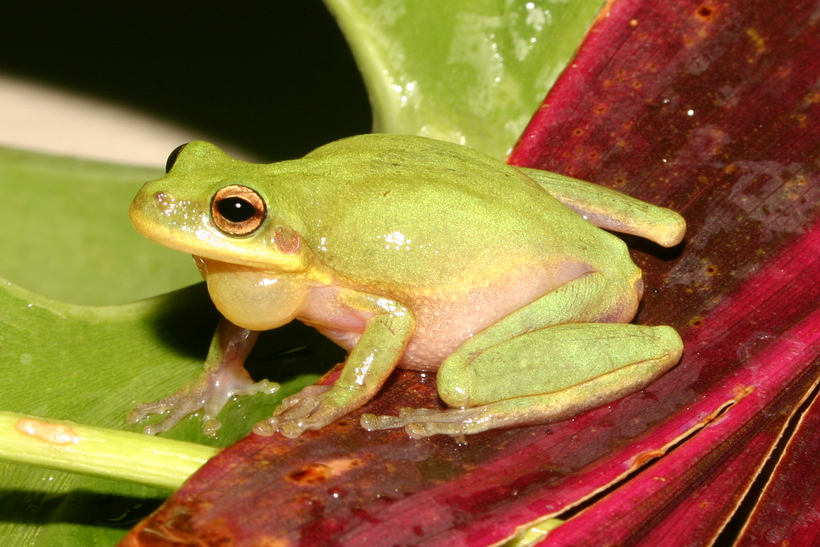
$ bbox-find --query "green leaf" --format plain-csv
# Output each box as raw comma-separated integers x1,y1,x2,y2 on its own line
325,0,606,158
0,266,343,545
0,146,201,306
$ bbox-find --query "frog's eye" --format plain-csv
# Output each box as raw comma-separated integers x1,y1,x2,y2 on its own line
165,143,188,173
211,185,266,236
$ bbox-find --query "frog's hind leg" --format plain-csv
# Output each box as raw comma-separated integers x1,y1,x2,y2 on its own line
361,270,678,437
361,322,682,438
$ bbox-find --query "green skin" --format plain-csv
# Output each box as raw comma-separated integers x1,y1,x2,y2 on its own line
128,134,686,439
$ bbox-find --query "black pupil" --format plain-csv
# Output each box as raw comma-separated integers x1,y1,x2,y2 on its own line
217,197,256,223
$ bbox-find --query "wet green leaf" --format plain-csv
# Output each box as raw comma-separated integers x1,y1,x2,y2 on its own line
325,0,605,158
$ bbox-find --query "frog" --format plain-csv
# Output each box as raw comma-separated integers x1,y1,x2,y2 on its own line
127,134,685,439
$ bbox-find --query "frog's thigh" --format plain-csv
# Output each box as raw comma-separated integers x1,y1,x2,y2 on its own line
435,269,641,401
363,322,682,437
438,322,682,410
450,269,642,366
386,323,683,437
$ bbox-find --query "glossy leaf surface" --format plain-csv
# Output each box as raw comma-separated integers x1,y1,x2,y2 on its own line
324,0,605,158
122,0,820,545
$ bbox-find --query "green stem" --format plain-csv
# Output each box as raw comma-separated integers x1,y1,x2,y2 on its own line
0,411,218,490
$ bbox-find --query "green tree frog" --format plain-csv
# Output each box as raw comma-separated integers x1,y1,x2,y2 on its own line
128,134,685,439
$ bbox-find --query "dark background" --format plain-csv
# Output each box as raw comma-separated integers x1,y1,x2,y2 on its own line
0,1,372,162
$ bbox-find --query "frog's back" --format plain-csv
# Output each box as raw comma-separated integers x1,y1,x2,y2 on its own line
275,135,630,294
302,134,538,203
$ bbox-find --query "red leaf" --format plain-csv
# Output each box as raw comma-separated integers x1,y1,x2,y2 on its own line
120,0,820,544
735,387,820,546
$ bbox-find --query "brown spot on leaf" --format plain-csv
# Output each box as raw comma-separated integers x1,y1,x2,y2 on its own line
746,28,766,56
696,6,714,19
286,464,332,485
286,457,366,486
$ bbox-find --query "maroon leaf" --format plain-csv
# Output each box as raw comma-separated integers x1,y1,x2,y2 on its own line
120,0,820,545
531,246,820,545
735,384,820,547
508,0,820,543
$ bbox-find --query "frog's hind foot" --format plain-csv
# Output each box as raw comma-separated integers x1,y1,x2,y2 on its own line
361,407,496,438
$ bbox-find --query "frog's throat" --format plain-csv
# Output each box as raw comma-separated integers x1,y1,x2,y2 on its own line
195,256,309,331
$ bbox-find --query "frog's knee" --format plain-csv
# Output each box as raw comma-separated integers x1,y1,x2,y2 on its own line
652,324,684,365
436,361,473,408
593,268,643,323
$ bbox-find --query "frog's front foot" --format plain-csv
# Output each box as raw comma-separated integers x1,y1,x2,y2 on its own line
361,407,495,439
253,384,353,439
128,369,278,436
